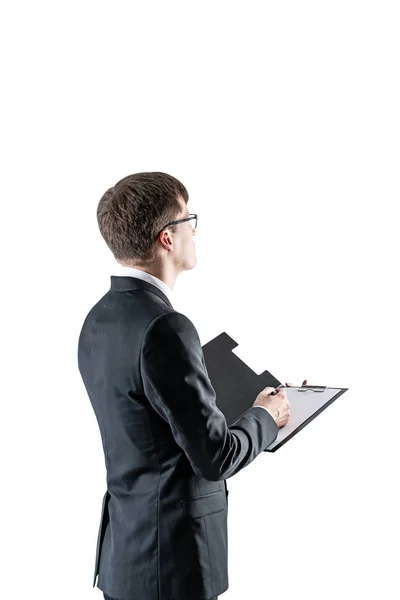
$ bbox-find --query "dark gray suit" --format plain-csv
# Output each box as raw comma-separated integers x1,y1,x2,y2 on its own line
77,276,278,600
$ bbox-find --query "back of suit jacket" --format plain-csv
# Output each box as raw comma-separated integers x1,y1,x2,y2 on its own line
77,276,278,600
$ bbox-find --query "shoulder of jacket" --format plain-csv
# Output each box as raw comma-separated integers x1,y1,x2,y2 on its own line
144,310,196,337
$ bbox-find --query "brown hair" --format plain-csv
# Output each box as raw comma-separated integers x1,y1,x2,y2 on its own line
97,172,189,266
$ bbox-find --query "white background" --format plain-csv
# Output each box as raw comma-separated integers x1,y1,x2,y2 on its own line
2,2,399,599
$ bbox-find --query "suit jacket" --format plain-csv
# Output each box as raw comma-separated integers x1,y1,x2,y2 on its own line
77,276,279,600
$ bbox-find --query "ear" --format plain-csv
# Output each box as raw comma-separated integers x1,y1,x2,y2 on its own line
159,229,174,251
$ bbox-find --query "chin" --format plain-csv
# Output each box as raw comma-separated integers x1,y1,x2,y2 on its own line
186,256,197,270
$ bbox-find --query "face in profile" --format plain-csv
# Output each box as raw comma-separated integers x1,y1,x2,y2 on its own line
175,195,197,271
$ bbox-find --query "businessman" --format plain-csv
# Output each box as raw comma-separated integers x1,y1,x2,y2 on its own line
77,172,303,600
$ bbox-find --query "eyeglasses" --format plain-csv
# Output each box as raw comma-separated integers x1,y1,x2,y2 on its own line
156,214,198,239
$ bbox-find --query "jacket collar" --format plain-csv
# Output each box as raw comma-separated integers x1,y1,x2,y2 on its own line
109,276,173,308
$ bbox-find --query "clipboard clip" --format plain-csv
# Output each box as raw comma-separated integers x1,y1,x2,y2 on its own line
298,385,327,392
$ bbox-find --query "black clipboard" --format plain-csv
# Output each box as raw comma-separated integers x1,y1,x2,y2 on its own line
202,332,348,451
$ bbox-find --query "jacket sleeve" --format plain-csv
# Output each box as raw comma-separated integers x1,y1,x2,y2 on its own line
140,311,279,481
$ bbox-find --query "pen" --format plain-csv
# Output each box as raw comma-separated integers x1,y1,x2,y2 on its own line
269,384,286,395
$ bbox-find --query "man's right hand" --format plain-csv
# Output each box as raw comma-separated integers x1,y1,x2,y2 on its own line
253,387,291,428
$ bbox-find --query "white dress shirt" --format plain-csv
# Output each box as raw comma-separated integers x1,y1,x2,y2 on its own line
113,264,274,419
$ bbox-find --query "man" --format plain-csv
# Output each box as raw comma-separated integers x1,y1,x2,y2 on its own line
77,172,293,600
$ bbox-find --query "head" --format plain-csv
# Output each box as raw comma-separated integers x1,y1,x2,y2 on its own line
97,172,197,285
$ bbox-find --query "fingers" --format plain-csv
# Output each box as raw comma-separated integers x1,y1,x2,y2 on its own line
284,379,308,387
